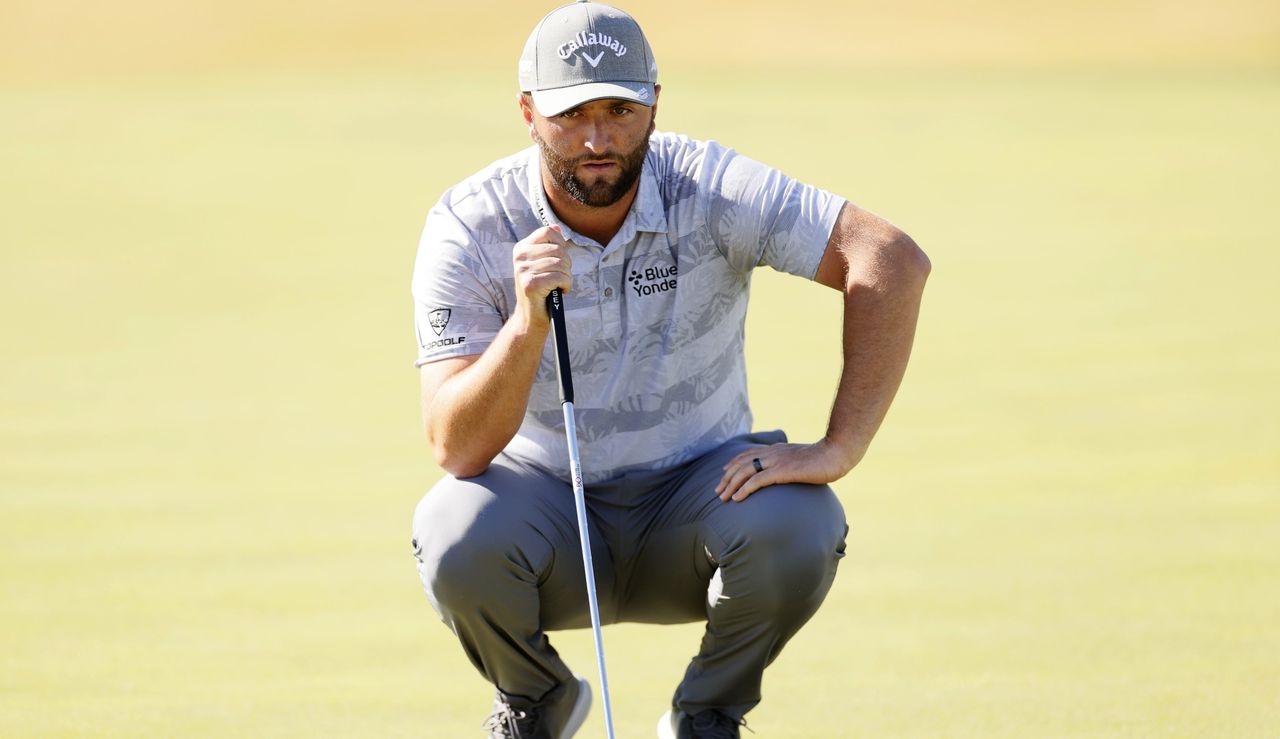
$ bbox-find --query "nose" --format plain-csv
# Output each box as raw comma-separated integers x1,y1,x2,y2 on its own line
582,118,615,155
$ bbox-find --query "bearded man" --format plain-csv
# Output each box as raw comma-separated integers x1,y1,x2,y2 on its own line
409,3,930,737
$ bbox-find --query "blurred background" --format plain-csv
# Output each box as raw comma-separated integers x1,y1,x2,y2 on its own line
2,1,1277,736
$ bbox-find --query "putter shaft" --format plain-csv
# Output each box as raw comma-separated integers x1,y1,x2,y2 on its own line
548,289,616,739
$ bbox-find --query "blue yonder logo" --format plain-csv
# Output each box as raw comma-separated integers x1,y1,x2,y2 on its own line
629,264,677,297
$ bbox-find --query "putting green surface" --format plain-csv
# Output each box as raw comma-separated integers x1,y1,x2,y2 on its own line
2,1,1278,736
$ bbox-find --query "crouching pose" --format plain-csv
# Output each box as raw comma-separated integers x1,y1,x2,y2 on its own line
409,3,930,736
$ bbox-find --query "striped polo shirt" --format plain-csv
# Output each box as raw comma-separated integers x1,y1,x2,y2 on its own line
412,131,844,483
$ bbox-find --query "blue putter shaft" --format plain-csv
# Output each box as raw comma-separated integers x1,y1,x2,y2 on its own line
547,288,616,739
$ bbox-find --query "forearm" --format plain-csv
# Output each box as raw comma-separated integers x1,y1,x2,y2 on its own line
426,313,549,477
715,205,929,501
824,235,931,471
422,223,575,477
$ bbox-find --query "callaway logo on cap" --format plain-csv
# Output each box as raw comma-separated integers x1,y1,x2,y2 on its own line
518,1,658,117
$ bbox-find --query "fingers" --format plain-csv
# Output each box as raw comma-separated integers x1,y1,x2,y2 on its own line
716,442,846,503
522,224,571,252
716,447,779,503
726,468,779,502
513,226,573,314
516,255,572,288
515,226,572,270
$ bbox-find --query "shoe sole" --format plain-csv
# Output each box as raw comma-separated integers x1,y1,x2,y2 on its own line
656,709,677,739
558,676,593,739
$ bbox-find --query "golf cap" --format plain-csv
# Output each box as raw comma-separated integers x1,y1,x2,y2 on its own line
518,1,658,117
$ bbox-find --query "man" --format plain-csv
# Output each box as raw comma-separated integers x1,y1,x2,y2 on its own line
410,2,930,737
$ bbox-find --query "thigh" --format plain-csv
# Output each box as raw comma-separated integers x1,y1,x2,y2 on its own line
620,431,847,623
412,456,618,630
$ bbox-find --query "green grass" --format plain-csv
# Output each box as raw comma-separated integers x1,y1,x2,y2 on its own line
2,3,1279,735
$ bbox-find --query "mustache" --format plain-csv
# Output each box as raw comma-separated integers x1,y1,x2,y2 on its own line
573,153,622,165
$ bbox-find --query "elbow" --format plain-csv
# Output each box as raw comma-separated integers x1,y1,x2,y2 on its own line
843,225,931,293
435,446,491,479
441,458,490,479
865,231,929,296
892,231,931,283
428,431,491,479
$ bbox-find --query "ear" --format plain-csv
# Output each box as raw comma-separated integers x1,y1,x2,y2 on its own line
517,92,537,141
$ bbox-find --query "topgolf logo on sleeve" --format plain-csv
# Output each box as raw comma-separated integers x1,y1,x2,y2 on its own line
419,307,466,352
427,308,451,336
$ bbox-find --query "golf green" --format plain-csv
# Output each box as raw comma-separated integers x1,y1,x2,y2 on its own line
2,1,1277,735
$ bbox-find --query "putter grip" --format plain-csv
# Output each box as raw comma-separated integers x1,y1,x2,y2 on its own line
546,289,574,404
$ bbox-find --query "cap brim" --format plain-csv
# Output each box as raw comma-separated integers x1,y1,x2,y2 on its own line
531,82,655,117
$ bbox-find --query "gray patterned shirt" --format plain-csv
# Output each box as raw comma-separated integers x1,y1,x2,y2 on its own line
412,131,845,483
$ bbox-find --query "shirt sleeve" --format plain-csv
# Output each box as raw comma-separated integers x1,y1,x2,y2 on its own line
410,200,505,367
701,142,846,280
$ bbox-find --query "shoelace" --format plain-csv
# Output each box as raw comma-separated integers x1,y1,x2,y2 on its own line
481,699,542,739
690,710,752,738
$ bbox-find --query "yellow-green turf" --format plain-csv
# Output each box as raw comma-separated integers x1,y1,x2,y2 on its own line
2,1,1278,736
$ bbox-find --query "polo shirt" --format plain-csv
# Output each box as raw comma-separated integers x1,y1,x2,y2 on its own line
412,131,844,483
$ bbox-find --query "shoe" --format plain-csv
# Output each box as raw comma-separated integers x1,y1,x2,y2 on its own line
657,708,749,738
482,697,544,739
484,676,592,739
544,676,592,739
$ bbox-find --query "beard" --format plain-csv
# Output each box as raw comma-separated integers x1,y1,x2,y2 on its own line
534,127,651,208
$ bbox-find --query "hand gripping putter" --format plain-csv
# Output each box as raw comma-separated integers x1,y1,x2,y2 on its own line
546,287,617,739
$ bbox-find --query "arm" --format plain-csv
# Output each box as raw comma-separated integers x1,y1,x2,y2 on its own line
716,201,931,501
421,225,573,478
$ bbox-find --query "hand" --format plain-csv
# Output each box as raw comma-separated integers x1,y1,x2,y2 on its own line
512,225,572,326
715,440,857,503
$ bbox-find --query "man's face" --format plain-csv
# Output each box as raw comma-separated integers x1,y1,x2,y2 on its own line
525,95,658,208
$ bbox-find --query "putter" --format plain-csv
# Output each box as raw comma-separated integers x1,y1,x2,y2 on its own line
547,287,617,739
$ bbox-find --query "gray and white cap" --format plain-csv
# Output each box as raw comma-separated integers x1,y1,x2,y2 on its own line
518,1,658,117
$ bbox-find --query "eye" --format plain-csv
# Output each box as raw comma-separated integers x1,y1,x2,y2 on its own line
612,105,634,116
558,109,582,120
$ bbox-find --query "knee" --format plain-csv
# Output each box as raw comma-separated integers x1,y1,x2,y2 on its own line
751,484,844,552
414,516,496,612
411,485,549,615
729,486,846,605
417,531,502,614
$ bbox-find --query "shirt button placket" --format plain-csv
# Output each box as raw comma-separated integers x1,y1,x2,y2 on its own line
603,251,625,334
596,258,608,325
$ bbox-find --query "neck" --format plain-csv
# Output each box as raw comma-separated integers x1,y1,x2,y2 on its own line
541,169,639,246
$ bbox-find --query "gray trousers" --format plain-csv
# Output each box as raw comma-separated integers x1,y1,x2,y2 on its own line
411,430,847,720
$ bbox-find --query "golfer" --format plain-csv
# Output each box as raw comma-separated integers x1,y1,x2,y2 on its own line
410,2,930,737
